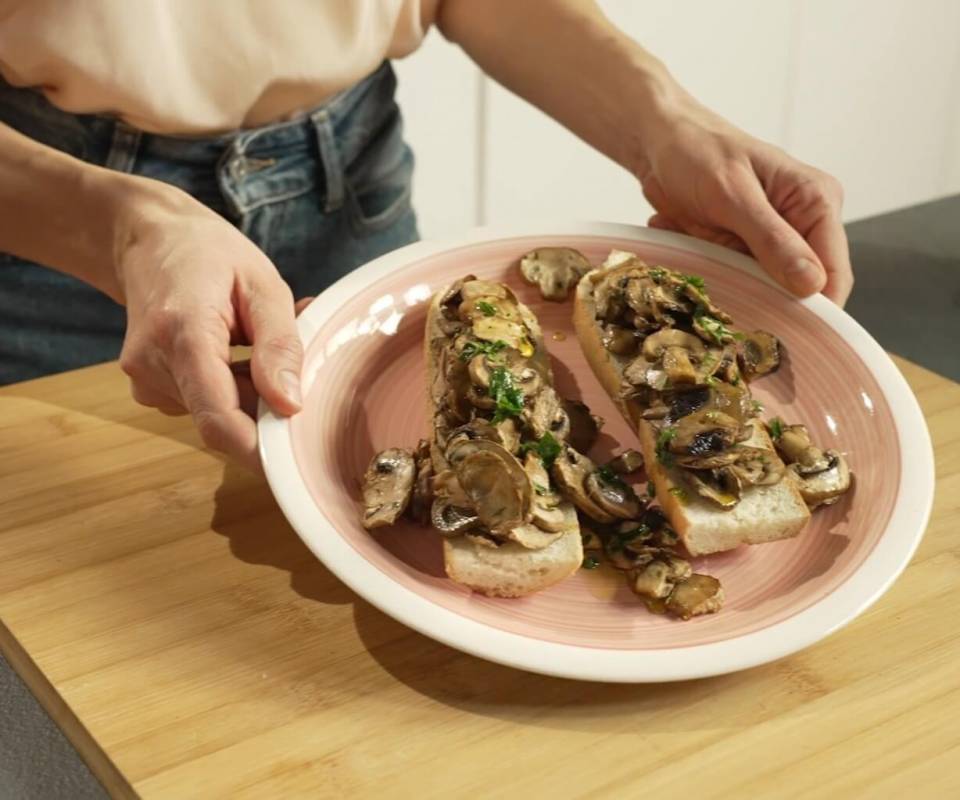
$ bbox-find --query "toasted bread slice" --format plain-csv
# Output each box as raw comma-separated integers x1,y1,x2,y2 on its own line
426,281,582,596
573,264,810,557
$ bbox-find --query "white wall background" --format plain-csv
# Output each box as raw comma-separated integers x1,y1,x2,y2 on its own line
396,0,960,239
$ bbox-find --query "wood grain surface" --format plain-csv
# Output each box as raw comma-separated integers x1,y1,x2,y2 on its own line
0,357,957,799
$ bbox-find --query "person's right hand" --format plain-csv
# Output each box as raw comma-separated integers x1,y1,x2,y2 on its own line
116,189,305,472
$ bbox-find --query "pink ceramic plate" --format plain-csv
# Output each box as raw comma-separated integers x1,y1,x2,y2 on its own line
259,223,933,682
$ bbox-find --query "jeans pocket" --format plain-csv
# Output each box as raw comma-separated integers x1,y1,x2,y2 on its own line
343,104,415,236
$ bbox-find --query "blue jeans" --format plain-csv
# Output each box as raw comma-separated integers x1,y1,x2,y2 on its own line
0,62,418,385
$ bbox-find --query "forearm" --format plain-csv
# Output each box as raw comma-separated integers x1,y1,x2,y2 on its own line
0,122,181,302
436,0,690,176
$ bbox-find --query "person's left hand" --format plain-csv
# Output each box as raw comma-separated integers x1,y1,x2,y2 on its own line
637,103,853,306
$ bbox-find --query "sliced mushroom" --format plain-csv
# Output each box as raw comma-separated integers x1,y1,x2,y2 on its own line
449,439,532,534
523,453,572,532
790,451,852,508
606,449,644,475
686,470,740,509
505,523,563,549
625,274,691,324
601,324,641,356
472,315,534,356
584,471,643,520
774,423,832,474
459,294,521,324
737,330,781,380
727,446,785,487
439,275,476,316
519,247,592,301
642,328,706,361
467,354,542,400
459,279,509,303
361,448,416,529
670,409,745,457
551,447,616,523
430,499,480,536
666,574,724,620
527,385,571,441
631,556,692,600
561,397,601,453
494,417,521,454
409,439,434,525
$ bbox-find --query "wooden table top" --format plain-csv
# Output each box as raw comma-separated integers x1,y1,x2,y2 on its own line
1,356,958,799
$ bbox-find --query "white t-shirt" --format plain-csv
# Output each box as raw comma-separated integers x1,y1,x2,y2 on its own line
0,0,437,134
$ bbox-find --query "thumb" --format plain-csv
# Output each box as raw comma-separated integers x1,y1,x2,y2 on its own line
714,175,827,297
241,277,304,416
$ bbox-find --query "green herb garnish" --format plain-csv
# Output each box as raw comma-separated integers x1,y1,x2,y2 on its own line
489,366,525,422
459,339,507,362
695,310,734,345
656,426,678,466
533,482,549,496
582,556,600,570
668,486,688,502
731,375,740,386
519,431,563,469
751,399,764,414
647,481,656,498
648,267,667,281
683,274,707,292
705,375,719,387
768,417,784,440
476,300,498,317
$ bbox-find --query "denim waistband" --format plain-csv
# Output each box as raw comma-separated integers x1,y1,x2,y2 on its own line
0,61,398,217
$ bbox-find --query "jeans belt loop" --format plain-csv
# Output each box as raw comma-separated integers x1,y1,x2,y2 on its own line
310,108,344,213
104,120,142,174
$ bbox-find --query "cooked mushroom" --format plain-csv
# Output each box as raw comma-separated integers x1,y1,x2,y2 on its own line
623,355,669,390
631,556,692,600
790,451,852,508
669,410,746,457
449,439,532,534
472,315,534,356
459,279,509,303
726,446,785,487
584,470,643,520
494,417,521,454
467,354,542,399
561,397,602,452
666,574,724,619
601,324,640,356
361,448,416,529
625,274,691,324
519,247,592,301
459,294,521,324
506,523,563,549
523,453,572,532
551,447,617,523
642,328,706,361
409,439,434,525
685,470,739,509
737,330,781,380
527,385,571,441
430,499,480,536
439,275,475,316
606,449,644,475
773,423,832,474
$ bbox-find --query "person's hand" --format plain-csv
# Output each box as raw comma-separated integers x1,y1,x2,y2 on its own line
637,102,853,306
115,189,306,471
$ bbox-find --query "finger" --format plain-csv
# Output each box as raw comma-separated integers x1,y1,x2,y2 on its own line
238,277,303,417
295,296,314,316
171,337,262,472
714,175,827,297
805,214,854,306
648,212,683,232
129,380,188,416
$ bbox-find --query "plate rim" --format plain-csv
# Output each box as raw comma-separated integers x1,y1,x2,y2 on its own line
258,221,934,682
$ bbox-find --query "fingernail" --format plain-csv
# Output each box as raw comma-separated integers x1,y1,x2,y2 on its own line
785,258,823,295
279,369,302,408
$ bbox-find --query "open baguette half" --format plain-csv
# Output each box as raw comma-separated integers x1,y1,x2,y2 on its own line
425,279,583,597
573,259,810,557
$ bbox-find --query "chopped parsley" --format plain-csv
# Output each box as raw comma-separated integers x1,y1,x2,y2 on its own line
730,375,741,386
475,300,498,317
656,425,678,466
647,481,656,498
695,310,734,345
519,431,563,469
705,375,719,387
533,482,549,496
489,366,525,422
682,274,707,292
668,486,688,502
582,556,600,570
459,338,507,362
768,417,785,440
648,267,668,281
608,523,652,553
751,399,764,414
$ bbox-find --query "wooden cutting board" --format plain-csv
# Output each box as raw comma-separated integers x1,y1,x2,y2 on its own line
0,357,958,799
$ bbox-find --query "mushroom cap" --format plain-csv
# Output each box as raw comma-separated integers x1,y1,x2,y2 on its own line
361,448,416,529
449,439,532,534
519,247,592,302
